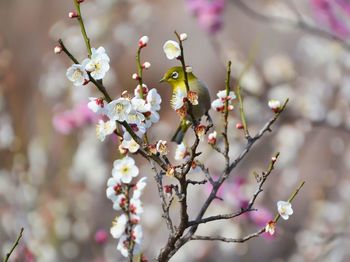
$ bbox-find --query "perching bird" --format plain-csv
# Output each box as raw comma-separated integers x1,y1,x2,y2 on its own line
160,66,211,144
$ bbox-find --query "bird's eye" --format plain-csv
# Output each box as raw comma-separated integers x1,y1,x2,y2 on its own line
171,71,179,79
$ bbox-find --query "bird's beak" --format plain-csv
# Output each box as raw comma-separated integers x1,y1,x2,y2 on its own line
159,77,166,83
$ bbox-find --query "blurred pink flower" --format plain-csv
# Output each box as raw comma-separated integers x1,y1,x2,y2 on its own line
248,206,273,227
53,102,97,134
310,0,350,38
185,0,226,34
94,229,108,245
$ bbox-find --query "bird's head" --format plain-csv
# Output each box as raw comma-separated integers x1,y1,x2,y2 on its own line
159,66,195,87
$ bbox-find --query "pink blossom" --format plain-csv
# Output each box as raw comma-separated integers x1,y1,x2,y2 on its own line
53,102,97,134
94,229,108,245
310,0,350,38
185,0,226,34
248,206,273,227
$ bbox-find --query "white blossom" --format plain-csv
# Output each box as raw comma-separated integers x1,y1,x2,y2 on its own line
180,33,188,41
112,156,139,184
106,177,122,201
126,110,145,125
268,99,281,111
171,88,187,110
84,47,110,80
132,225,143,244
211,98,224,112
208,131,217,145
106,98,132,122
138,36,149,47
117,235,129,257
175,142,188,161
96,120,116,142
163,40,181,60
66,64,89,86
265,221,276,235
133,177,147,199
131,97,151,113
217,90,236,100
121,138,140,153
277,201,293,220
110,214,127,239
88,97,106,114
146,89,162,111
129,198,143,215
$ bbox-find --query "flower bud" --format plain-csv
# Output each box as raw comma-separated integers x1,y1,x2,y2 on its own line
271,156,277,163
265,221,276,236
268,99,281,113
132,73,139,80
180,33,188,41
54,45,62,54
208,131,217,145
77,0,85,3
138,36,149,48
236,123,243,129
68,11,78,18
142,62,151,69
195,124,206,141
166,166,175,177
118,144,128,155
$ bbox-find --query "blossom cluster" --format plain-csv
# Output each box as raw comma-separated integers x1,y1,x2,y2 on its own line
66,47,110,86
106,155,147,257
211,90,236,112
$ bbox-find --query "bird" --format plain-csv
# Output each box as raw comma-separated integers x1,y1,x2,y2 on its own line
159,66,211,144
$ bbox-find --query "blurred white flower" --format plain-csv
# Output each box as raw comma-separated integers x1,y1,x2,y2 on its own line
96,120,116,142
84,47,110,80
211,98,224,112
112,156,139,183
117,234,129,257
106,98,132,122
277,201,293,220
163,40,181,60
110,214,127,239
262,54,296,85
66,64,89,86
208,131,217,145
121,138,140,153
175,142,188,161
133,177,147,199
146,89,162,111
217,90,236,100
88,97,106,114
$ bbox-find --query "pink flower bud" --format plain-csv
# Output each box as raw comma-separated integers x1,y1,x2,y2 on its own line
54,45,62,54
68,11,78,18
94,229,108,245
132,73,139,80
138,36,149,48
236,123,243,129
208,131,217,145
142,62,151,69
195,124,206,140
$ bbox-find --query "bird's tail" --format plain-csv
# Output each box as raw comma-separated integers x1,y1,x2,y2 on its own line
171,120,190,144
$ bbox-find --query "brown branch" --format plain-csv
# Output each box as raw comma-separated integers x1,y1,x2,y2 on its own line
191,228,265,243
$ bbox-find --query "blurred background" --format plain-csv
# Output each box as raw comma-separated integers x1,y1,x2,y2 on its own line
1,0,350,261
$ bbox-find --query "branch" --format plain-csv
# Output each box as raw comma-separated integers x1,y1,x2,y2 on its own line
73,0,92,57
3,228,24,262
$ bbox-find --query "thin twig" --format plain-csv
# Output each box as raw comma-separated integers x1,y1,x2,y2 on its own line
3,228,24,262
73,0,92,57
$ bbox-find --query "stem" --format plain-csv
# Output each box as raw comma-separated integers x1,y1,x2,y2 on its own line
73,0,92,57
3,228,24,262
136,48,144,98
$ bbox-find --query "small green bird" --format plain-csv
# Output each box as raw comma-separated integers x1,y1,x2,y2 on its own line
160,66,211,144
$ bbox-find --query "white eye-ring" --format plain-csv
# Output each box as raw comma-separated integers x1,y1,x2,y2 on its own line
172,71,179,79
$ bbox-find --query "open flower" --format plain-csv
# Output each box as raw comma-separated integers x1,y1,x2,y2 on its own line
171,88,187,110
121,138,140,153
84,47,110,80
217,90,236,100
126,110,145,125
163,40,181,60
110,214,128,239
147,89,162,111
112,156,139,183
106,177,123,201
106,98,132,122
131,97,151,113
66,64,89,86
96,120,116,142
129,198,143,215
277,201,293,220
211,98,224,112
